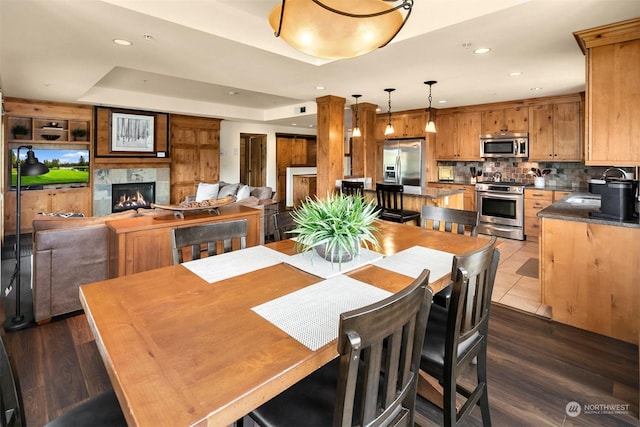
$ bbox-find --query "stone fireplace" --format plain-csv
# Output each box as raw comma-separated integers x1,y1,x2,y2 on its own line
93,168,170,216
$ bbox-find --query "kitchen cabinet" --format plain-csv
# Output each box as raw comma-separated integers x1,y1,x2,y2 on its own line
170,115,221,204
4,187,92,234
481,107,528,134
377,111,426,138
524,189,573,241
541,217,639,344
524,189,552,241
434,112,482,160
529,102,582,161
575,17,640,166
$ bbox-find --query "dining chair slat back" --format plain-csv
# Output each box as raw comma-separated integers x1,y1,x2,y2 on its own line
375,183,421,225
341,180,364,198
171,219,247,264
418,236,499,426
420,206,479,236
249,270,433,427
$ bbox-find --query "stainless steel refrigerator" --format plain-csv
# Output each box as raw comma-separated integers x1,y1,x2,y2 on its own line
382,139,425,189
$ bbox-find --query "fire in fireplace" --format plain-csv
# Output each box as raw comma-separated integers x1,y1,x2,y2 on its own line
112,182,155,212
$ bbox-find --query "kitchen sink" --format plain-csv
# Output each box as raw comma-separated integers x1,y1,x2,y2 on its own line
564,195,601,207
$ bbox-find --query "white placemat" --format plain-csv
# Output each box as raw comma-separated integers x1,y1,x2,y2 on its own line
182,246,290,283
373,246,454,282
252,276,392,351
285,248,383,279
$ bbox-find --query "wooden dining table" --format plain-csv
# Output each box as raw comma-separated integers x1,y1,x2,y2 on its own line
79,220,491,427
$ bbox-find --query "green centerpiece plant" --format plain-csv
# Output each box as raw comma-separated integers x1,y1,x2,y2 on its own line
290,192,380,265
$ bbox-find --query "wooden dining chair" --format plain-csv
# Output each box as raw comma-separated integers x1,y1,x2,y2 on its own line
341,180,364,198
249,270,433,427
272,211,297,241
0,337,126,427
420,205,480,308
375,183,421,225
171,219,247,264
420,205,479,236
418,236,500,427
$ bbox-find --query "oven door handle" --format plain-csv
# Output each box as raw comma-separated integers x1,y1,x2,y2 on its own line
476,191,522,200
487,225,521,232
513,140,518,156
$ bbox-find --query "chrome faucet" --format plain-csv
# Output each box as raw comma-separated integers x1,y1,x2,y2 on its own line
600,167,627,180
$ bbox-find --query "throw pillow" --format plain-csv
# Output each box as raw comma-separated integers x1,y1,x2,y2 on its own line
250,186,273,200
218,183,239,198
195,182,219,202
236,184,251,200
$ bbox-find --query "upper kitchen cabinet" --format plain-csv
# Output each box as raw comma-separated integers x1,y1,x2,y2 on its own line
376,110,426,139
575,17,640,166
435,111,482,160
481,107,528,134
529,99,582,162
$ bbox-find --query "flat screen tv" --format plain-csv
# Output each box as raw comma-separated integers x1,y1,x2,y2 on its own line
10,148,90,189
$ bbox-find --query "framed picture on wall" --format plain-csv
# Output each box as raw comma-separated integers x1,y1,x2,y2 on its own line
111,112,155,153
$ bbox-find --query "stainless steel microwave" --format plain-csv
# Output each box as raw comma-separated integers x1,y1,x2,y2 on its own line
480,133,528,158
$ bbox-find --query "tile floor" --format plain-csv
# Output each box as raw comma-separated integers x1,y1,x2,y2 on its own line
492,237,551,318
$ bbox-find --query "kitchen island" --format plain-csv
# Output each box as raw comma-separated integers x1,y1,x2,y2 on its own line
538,193,639,344
362,184,464,213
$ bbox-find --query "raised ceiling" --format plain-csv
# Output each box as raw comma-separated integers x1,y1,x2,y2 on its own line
1,0,639,128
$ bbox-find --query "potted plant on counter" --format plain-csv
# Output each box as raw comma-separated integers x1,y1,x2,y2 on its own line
290,192,380,265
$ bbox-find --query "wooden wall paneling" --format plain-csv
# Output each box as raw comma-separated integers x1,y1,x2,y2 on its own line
169,115,220,204
275,137,290,202
94,107,169,159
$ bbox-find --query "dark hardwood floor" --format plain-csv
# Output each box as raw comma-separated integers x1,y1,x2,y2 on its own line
1,301,638,426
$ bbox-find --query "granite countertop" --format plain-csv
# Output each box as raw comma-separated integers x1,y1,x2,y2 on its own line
429,180,583,192
538,191,640,229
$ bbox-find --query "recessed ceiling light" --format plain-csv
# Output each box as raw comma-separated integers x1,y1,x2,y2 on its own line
438,100,447,104
143,34,153,41
508,72,522,77
315,86,325,90
291,123,297,126
530,87,543,91
473,47,491,55
113,39,132,46
228,91,238,95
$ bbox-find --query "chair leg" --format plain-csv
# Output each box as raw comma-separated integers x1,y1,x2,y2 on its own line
477,346,492,426
443,374,457,427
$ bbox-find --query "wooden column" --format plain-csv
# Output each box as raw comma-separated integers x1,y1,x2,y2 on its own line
350,102,378,180
316,95,345,198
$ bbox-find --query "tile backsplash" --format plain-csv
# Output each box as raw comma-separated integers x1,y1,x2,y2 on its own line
439,161,637,189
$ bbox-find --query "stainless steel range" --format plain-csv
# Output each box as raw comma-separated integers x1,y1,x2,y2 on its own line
476,182,526,240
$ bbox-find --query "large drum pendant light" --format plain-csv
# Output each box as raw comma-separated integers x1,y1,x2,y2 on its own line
269,0,414,60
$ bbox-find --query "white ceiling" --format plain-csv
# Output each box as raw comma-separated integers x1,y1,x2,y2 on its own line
1,0,639,129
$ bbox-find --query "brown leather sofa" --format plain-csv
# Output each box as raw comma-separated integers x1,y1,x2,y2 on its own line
31,210,138,324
